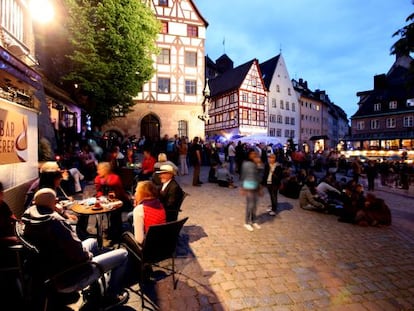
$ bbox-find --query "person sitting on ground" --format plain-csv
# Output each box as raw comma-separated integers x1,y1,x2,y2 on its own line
216,163,237,188
132,181,166,244
21,188,129,309
0,182,19,247
316,179,341,203
156,164,185,222
299,175,326,212
355,193,391,226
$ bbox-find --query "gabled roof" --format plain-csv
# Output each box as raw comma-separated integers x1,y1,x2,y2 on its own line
259,54,280,90
188,0,209,26
351,56,414,119
208,59,257,97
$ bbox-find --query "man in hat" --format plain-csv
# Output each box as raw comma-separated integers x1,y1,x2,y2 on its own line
21,188,129,308
156,164,185,222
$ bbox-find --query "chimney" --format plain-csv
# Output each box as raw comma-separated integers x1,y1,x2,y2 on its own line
374,74,386,90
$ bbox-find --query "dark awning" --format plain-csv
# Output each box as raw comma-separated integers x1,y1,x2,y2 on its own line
309,135,329,141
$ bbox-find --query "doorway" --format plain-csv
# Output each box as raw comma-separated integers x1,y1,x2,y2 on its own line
141,114,160,141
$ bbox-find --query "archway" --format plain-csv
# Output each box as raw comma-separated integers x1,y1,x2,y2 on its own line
141,114,160,141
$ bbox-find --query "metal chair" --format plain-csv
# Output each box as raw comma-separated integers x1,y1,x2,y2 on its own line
15,221,107,311
121,217,189,309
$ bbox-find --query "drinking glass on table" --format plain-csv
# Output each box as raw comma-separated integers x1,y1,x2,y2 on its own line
108,191,116,201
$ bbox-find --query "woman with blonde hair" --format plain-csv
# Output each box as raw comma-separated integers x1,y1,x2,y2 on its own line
132,181,166,244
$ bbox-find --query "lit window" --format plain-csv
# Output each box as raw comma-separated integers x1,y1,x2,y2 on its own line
185,51,197,67
370,119,379,129
185,80,196,95
386,118,396,128
157,48,170,64
158,78,170,93
374,103,381,111
187,25,198,37
403,116,413,127
178,120,188,137
389,101,397,109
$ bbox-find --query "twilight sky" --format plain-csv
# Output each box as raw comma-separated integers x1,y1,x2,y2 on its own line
194,0,413,119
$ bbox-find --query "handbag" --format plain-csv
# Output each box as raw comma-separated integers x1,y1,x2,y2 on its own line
242,180,258,190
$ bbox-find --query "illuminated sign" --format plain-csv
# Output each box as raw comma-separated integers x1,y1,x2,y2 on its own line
0,108,28,164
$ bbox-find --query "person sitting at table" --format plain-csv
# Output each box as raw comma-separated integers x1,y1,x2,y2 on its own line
24,162,79,224
152,153,179,186
138,149,156,181
94,162,133,244
0,181,19,247
156,164,185,222
132,181,166,244
21,188,129,309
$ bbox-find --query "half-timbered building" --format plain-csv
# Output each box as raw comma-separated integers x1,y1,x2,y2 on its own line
206,58,268,138
105,0,208,142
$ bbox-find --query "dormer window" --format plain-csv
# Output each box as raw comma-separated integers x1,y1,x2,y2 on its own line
374,103,381,111
407,98,414,107
389,101,397,109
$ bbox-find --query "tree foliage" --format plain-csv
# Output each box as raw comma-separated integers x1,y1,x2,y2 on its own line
391,11,414,57
63,0,160,126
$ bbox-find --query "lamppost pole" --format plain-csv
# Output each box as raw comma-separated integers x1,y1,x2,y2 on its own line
198,78,210,122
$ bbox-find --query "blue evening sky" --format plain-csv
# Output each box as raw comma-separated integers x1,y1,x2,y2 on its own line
194,0,413,119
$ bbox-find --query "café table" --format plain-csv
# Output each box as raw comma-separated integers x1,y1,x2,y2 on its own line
71,197,123,248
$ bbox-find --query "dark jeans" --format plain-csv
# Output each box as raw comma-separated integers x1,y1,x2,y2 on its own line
266,184,279,211
192,164,201,185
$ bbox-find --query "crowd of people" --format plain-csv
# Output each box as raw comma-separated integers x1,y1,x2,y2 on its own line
0,130,409,308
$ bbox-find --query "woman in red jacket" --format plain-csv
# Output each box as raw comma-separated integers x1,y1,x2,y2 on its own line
132,180,166,244
94,162,132,243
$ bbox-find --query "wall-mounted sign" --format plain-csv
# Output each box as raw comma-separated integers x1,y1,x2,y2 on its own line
0,108,28,164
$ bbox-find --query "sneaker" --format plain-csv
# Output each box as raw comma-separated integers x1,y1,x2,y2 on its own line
244,224,254,231
102,290,129,310
252,223,261,229
268,211,276,216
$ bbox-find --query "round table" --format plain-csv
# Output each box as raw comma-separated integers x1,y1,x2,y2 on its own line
71,199,123,247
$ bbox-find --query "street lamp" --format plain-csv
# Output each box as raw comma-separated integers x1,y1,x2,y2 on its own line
198,78,210,122
30,0,54,23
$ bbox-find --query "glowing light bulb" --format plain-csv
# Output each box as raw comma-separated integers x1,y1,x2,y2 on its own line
30,0,54,23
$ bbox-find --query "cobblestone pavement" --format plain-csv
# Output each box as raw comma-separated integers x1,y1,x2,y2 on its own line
73,166,414,311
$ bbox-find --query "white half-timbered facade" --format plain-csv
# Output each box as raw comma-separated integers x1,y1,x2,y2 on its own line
106,0,208,141
260,54,300,147
206,59,268,137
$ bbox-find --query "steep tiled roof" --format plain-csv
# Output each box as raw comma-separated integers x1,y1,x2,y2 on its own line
352,59,414,119
259,54,280,90
208,59,256,97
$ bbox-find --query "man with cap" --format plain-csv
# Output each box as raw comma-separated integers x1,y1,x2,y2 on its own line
21,188,129,308
156,164,185,222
